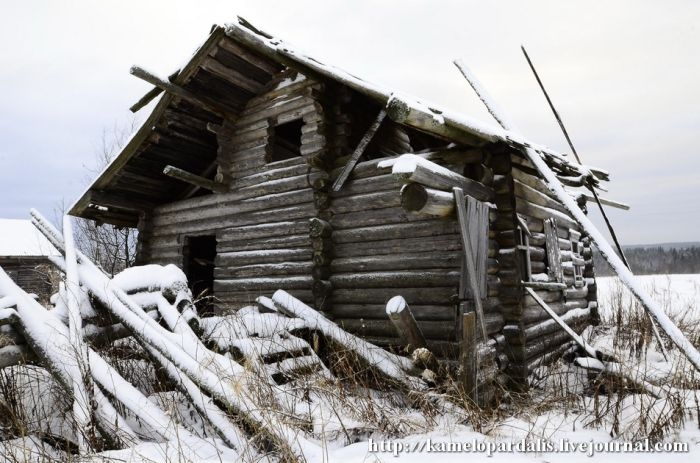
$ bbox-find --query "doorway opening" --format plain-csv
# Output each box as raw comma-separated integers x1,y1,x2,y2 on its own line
183,235,217,315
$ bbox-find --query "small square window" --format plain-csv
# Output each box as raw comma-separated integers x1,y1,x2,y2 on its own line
269,119,303,162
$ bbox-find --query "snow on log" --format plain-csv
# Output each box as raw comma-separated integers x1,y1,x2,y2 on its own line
379,153,494,202
62,216,93,453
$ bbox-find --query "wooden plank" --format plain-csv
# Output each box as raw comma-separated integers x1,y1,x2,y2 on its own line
543,218,564,283
460,312,478,402
453,188,487,340
332,109,387,191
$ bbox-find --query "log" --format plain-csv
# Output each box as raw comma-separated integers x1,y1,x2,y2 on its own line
400,183,454,216
385,95,487,147
329,270,460,289
332,287,458,305
385,296,427,351
332,220,458,244
130,66,226,116
333,235,462,257
381,154,494,202
330,253,464,273
333,303,455,321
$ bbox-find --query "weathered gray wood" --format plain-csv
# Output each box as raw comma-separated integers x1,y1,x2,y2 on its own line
333,303,454,321
454,188,488,340
333,235,463,257
543,218,564,283
330,270,460,289
309,218,332,238
332,221,459,243
331,287,458,305
400,183,454,216
215,261,315,278
162,165,227,193
216,247,312,266
521,281,566,291
330,253,463,273
335,318,455,340
385,96,488,147
385,296,427,351
130,66,227,116
460,312,478,402
579,193,630,211
332,109,387,191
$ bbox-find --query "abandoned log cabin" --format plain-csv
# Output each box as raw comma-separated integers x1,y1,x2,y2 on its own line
0,219,58,300
69,19,609,387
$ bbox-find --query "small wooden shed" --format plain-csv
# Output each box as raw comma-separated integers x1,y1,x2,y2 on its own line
0,219,58,300
69,19,608,387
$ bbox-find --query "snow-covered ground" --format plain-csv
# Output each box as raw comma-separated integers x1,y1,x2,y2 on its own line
325,274,700,462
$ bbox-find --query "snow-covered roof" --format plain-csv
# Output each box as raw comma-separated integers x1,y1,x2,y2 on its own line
70,17,609,226
0,219,60,257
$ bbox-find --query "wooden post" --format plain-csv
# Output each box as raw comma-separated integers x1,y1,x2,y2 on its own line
385,295,427,352
460,312,478,402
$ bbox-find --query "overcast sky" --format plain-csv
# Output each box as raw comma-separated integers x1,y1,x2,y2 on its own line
1,1,698,245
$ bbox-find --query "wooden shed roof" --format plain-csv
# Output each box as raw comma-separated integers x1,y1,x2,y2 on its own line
70,17,608,227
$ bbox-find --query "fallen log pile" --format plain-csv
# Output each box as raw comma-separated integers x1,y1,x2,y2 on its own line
0,210,439,460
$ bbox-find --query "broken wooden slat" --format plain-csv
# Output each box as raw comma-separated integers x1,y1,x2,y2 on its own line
332,109,387,191
453,187,488,340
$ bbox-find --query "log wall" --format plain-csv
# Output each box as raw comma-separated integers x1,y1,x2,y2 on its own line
328,149,502,360
133,67,596,387
141,71,327,309
501,150,596,383
0,257,54,301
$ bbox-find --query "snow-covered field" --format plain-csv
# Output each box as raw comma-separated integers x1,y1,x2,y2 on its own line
2,274,699,462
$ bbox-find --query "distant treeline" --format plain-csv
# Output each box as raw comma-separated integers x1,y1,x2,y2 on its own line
593,246,700,276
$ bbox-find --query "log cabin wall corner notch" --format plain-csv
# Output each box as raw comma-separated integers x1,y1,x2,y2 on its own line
68,18,614,393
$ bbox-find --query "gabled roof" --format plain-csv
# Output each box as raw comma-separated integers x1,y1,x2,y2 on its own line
70,17,608,227
0,219,59,258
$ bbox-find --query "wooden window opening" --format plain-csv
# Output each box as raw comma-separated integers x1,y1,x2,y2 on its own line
269,118,303,163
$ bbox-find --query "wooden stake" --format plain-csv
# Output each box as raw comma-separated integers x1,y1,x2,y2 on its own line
385,295,427,352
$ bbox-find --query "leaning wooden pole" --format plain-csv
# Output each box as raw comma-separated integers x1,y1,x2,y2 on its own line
63,216,93,452
517,47,669,362
452,60,700,373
